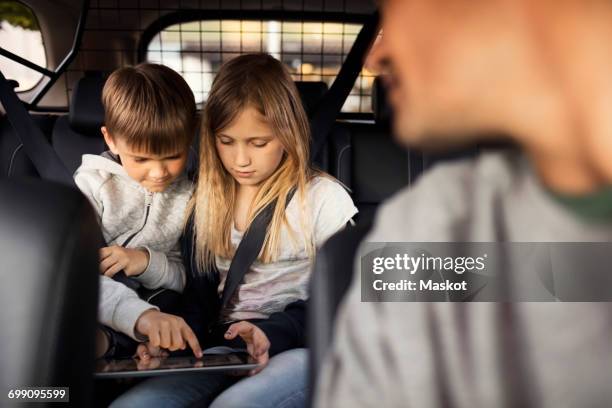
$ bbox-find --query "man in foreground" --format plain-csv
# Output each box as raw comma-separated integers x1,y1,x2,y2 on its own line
316,1,612,406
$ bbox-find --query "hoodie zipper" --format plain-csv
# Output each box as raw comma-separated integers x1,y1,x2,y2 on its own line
121,191,153,247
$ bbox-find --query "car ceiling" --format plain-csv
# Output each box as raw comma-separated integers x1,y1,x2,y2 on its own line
17,0,376,107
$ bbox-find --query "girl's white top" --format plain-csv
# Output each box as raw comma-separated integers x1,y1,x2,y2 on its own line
216,176,358,321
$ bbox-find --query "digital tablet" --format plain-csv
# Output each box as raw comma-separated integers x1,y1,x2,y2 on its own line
95,351,258,378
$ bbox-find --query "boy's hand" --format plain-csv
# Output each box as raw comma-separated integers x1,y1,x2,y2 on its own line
224,321,270,375
134,342,168,370
99,245,149,277
135,309,203,358
135,342,169,360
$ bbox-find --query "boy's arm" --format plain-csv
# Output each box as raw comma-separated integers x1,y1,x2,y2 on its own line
132,242,186,293
99,275,158,340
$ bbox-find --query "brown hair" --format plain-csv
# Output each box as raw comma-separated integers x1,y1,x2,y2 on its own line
189,53,319,270
102,63,196,154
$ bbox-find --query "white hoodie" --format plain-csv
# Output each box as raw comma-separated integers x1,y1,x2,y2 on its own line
74,151,193,339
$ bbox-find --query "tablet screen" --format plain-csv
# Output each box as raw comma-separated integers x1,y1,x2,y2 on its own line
95,352,257,378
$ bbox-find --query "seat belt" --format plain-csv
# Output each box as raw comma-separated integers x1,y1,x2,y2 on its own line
0,71,74,186
220,188,297,310
309,11,379,161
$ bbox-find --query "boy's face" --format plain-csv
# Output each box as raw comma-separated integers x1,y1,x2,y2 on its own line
102,127,188,193
215,106,285,188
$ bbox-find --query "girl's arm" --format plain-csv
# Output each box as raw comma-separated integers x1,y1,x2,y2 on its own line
252,299,306,357
218,300,306,369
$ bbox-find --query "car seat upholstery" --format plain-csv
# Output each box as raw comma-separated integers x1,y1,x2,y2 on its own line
0,114,57,179
0,178,101,407
52,74,106,175
308,222,372,402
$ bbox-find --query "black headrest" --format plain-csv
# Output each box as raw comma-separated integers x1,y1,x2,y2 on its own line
69,74,105,135
372,76,392,126
295,81,328,117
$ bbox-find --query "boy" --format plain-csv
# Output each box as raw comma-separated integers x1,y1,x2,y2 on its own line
75,63,201,358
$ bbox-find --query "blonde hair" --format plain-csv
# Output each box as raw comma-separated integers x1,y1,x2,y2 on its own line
102,63,197,154
189,53,317,271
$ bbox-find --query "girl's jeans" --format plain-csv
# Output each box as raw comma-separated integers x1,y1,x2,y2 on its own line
110,348,308,408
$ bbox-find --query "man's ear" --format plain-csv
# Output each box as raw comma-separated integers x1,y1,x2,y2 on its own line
101,126,119,155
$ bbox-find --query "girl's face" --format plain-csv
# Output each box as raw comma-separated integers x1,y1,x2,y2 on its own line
215,106,285,188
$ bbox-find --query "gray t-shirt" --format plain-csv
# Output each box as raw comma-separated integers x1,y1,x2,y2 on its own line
315,151,612,408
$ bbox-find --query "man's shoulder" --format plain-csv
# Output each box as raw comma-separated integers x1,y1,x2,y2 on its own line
369,149,523,241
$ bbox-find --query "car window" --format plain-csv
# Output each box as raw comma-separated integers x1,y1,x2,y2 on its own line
0,0,46,92
145,19,374,113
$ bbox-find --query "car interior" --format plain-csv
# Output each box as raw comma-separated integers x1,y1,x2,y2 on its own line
1,1,500,406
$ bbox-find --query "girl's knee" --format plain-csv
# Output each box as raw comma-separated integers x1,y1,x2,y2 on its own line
210,386,307,408
209,391,249,408
209,349,309,408
268,348,308,375
110,391,158,408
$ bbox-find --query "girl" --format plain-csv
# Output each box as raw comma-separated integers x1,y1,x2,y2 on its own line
111,53,357,408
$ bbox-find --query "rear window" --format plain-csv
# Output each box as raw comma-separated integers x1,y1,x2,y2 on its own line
0,1,46,92
145,19,374,114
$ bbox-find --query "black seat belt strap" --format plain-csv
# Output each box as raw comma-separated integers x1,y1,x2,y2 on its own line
310,11,379,160
221,188,297,310
0,71,73,186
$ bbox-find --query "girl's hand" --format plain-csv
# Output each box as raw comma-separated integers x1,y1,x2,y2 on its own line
224,321,270,375
99,245,149,277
